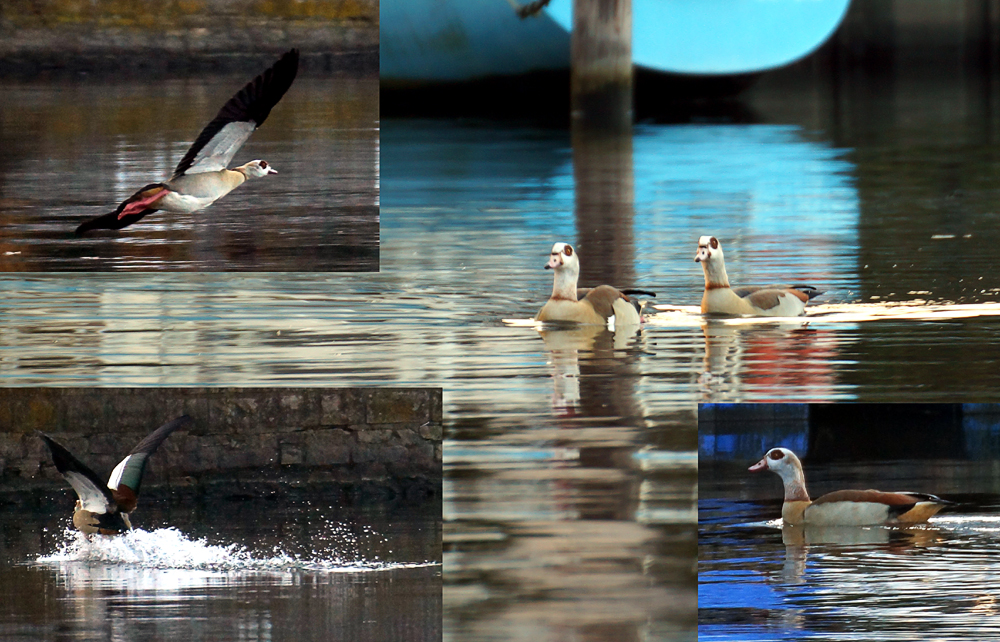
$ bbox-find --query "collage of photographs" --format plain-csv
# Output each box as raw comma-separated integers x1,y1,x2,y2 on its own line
3,1,1000,641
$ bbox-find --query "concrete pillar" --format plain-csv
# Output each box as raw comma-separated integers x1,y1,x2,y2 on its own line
571,0,633,130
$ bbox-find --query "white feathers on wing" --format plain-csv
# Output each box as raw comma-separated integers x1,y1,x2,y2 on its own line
179,121,257,176
64,471,113,514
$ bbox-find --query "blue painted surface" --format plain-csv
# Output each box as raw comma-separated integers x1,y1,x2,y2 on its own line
380,0,570,83
547,0,853,75
381,0,852,83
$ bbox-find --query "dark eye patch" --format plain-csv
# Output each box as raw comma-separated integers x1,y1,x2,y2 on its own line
564,245,573,256
710,237,719,249
769,450,784,460
260,161,268,168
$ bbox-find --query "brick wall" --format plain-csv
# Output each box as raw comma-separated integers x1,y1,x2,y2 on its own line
0,387,442,502
0,0,378,73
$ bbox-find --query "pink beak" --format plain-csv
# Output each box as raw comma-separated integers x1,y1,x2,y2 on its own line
545,255,561,270
748,458,768,472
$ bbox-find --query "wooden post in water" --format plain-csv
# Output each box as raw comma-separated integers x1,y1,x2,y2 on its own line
571,0,633,130
571,0,636,333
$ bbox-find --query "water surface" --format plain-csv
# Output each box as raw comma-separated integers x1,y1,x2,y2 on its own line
7,66,1000,640
700,404,1000,642
0,499,440,641
0,73,378,271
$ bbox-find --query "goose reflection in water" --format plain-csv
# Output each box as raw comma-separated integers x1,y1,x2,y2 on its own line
537,324,643,417
778,524,947,582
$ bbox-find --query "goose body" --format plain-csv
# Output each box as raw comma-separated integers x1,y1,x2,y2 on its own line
39,415,191,534
750,447,952,526
535,242,650,326
75,49,299,236
695,236,821,316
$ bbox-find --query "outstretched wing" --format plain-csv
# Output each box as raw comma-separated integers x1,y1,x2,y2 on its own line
74,183,166,236
108,415,192,511
38,433,116,515
172,49,299,179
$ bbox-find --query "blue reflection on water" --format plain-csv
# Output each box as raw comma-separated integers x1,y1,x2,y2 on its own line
383,121,860,303
698,569,785,610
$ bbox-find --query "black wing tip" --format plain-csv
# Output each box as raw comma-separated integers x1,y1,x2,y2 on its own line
129,414,191,455
38,430,63,451
792,285,824,300
918,493,957,506
247,48,300,125
37,432,81,476
887,503,920,518
37,431,59,451
160,414,194,434
75,210,146,235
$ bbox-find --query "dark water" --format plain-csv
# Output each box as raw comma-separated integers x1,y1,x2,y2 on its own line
7,62,1000,641
699,403,1000,640
0,498,440,641
0,73,378,271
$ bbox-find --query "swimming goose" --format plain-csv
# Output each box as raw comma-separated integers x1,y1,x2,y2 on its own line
75,49,299,236
695,236,821,316
535,242,651,325
39,415,191,534
750,447,952,526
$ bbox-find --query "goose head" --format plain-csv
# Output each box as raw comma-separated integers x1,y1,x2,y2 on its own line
241,159,278,178
749,447,809,495
545,242,581,300
694,235,722,264
695,235,732,288
546,242,579,273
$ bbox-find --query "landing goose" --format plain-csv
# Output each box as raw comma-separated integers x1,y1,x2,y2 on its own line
75,49,299,236
535,242,652,326
39,415,191,534
750,447,952,526
695,236,821,316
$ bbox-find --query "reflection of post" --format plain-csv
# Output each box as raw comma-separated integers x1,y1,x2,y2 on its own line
572,129,635,289
571,0,633,130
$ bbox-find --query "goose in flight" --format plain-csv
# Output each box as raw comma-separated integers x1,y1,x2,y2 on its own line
39,415,191,534
75,49,299,236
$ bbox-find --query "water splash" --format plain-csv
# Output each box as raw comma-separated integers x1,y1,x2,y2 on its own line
37,527,436,573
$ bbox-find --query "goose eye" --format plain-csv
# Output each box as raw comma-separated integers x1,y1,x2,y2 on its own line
260,161,268,169
564,245,573,256
769,450,784,460
710,237,719,249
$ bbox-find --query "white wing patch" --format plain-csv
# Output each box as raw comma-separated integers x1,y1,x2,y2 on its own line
65,471,112,514
183,121,256,175
107,455,131,490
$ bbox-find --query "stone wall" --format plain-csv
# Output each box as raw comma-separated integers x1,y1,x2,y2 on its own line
0,387,441,504
0,0,378,73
